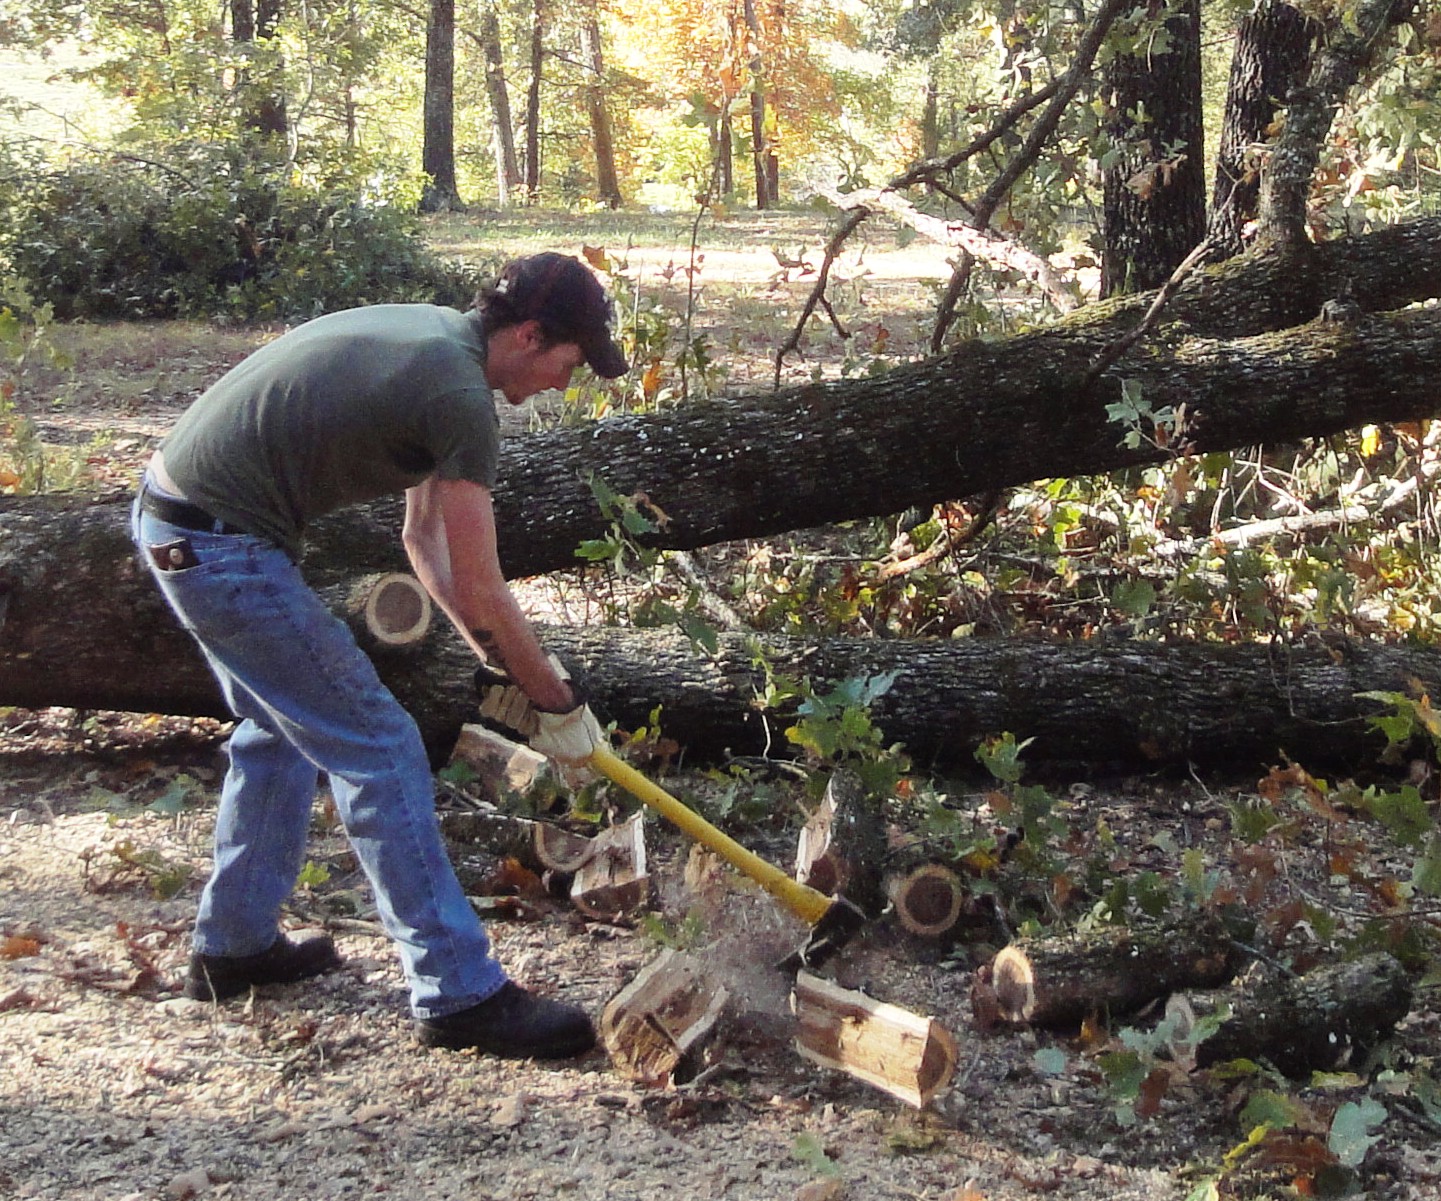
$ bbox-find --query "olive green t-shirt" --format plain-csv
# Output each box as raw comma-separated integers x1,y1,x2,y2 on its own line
161,304,498,559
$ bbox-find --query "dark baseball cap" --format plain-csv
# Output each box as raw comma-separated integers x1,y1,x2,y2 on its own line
492,252,629,378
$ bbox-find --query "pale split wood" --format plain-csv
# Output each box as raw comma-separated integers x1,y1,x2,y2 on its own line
791,971,959,1109
600,948,730,1085
448,723,555,804
570,813,649,918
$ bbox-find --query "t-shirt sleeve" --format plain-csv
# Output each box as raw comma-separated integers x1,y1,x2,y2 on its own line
424,386,501,488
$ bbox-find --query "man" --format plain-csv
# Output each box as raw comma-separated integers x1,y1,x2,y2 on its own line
131,253,625,1058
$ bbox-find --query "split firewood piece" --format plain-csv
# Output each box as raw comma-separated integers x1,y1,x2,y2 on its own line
1168,951,1413,1077
792,971,959,1109
326,572,432,652
888,863,968,938
600,948,730,1086
980,913,1246,1029
447,723,559,807
570,813,649,918
794,768,887,918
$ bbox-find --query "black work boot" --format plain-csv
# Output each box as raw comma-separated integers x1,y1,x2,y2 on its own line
184,931,343,1001
415,982,596,1059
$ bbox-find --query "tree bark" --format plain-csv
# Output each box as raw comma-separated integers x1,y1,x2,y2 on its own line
523,0,545,204
1180,952,1413,1076
977,913,1246,1028
1208,0,1318,259
420,0,464,213
1257,0,1413,246
8,533,1441,775
578,12,622,209
471,4,522,207
1100,0,1207,296
3,220,1438,768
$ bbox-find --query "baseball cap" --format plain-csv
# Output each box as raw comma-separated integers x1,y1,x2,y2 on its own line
492,253,629,378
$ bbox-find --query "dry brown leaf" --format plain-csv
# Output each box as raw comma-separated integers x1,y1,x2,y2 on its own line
795,1178,844,1201
1,935,42,959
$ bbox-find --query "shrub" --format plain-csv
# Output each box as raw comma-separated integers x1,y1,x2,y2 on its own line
1,147,481,321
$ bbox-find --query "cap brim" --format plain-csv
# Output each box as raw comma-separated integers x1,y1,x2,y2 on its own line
585,335,629,379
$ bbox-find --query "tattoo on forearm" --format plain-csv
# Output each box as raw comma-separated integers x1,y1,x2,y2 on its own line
471,628,509,672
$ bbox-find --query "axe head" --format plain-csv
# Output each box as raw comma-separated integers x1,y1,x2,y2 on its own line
777,894,869,974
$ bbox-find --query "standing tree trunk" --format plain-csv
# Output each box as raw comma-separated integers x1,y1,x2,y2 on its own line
231,0,287,138
523,0,545,204
1208,0,1317,259
743,0,777,209
579,12,622,208
475,4,522,207
1099,0,1206,296
1257,0,1413,247
420,0,465,213
716,107,735,196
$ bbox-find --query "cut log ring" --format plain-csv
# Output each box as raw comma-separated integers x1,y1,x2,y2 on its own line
890,864,968,938
350,572,432,647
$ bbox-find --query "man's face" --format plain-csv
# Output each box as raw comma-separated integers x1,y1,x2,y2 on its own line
499,329,586,405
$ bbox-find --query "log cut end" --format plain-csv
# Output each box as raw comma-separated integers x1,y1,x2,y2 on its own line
349,572,432,647
890,864,967,938
989,945,1037,1023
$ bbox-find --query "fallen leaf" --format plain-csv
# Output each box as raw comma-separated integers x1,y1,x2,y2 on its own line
1,935,42,959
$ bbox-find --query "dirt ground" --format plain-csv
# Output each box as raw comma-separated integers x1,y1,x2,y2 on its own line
3,218,1440,1200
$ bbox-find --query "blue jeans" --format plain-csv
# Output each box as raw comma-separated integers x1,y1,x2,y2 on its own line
131,487,507,1018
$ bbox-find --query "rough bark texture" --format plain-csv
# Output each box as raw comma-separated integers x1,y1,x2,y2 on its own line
3,220,1438,768
579,14,622,209
475,4,522,206
1188,953,1413,1076
979,913,1248,1028
420,0,464,213
1257,0,1414,245
1101,0,1207,295
8,538,1441,777
1208,0,1318,257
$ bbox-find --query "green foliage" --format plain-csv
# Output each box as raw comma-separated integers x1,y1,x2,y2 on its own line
782,671,910,795
1,147,478,321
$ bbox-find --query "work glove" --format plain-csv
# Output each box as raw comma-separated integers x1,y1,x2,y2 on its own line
530,702,606,767
474,661,539,737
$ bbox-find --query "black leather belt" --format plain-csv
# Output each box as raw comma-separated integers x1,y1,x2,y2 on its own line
140,487,248,536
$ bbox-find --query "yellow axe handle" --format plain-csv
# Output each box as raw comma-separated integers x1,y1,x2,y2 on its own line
588,744,832,926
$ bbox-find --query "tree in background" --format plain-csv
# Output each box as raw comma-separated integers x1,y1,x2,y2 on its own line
578,1,622,208
231,0,287,139
466,2,522,205
421,0,465,211
1098,0,1206,296
1207,0,1319,259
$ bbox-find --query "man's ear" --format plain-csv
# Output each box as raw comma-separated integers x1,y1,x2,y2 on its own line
515,319,546,350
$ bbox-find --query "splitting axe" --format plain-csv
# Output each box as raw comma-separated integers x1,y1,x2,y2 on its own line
586,744,868,970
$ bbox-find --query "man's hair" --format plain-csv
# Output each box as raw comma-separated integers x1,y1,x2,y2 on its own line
472,252,628,378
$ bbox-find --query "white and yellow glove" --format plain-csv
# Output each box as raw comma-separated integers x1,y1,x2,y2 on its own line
474,662,539,737
530,703,605,767
474,653,603,765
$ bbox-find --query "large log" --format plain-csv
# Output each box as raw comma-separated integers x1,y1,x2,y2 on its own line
3,559,1441,774
3,220,1438,765
2,219,1439,600
976,914,1248,1028
1180,952,1414,1076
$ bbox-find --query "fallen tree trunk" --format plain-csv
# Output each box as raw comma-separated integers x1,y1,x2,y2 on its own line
1173,952,1413,1076
5,586,1437,774
3,220,1438,764
2,222,1438,600
975,913,1248,1028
